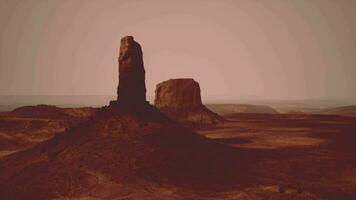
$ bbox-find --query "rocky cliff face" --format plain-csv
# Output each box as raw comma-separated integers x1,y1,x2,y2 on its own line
154,79,224,128
117,36,146,105
154,79,202,109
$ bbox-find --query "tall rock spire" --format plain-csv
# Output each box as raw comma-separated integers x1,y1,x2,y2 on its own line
117,36,146,104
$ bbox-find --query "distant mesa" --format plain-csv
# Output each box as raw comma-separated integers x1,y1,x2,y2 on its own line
316,105,356,117
9,105,68,119
206,104,279,115
154,78,224,128
8,104,97,120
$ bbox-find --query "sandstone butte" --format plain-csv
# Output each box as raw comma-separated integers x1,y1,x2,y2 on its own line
154,78,224,128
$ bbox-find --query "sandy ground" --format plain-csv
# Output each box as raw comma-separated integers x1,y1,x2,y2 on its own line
1,113,356,199
0,117,71,157
197,113,356,199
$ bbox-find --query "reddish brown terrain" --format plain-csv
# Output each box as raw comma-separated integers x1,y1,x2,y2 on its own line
198,113,356,199
0,102,245,200
0,105,97,157
0,36,355,200
1,109,356,199
9,104,97,120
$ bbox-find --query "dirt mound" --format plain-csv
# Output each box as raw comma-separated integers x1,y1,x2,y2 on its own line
0,103,242,199
154,79,224,128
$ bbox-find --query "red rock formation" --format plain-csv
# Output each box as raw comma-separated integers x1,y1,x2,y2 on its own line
154,79,224,128
0,37,239,200
155,79,202,109
117,36,146,105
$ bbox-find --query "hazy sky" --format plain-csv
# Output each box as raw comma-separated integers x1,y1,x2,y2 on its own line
0,0,355,100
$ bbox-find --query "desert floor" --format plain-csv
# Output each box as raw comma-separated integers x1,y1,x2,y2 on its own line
197,113,356,199
1,112,356,199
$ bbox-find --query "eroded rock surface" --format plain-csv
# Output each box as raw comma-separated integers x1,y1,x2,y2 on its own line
154,79,224,128
154,79,202,109
117,36,146,105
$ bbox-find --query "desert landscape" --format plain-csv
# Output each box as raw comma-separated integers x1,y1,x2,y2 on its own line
1,1,356,199
2,106,356,199
0,35,355,200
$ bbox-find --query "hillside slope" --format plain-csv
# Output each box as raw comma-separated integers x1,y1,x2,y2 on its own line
0,103,242,199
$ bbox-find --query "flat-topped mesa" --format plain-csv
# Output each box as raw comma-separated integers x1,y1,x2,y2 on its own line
154,78,202,109
154,78,224,128
116,36,146,105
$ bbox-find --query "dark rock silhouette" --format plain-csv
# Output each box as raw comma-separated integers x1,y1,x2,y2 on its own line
117,36,146,105
154,79,224,128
